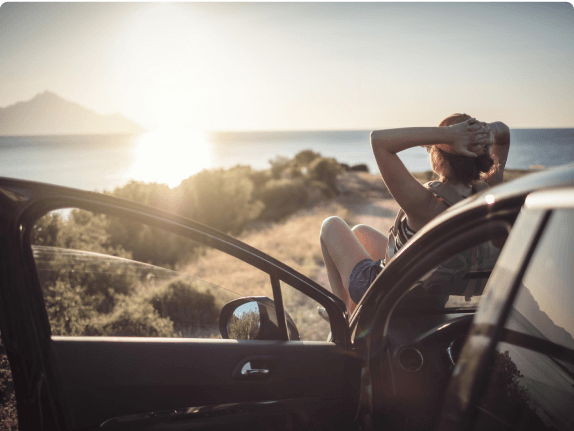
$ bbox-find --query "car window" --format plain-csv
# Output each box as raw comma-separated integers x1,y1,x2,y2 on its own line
471,210,574,431
397,235,506,312
281,282,331,341
31,208,331,340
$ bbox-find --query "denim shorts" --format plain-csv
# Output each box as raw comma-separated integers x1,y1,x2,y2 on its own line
349,259,383,304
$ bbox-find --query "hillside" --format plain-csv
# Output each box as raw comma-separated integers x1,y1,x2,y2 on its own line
0,92,144,136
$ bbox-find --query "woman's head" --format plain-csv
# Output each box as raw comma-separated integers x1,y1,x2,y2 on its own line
428,113,495,184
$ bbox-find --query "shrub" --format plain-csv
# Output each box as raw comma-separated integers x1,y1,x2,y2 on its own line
110,181,174,211
228,309,260,340
294,150,321,167
249,168,272,190
175,168,264,235
43,280,99,336
308,157,342,196
106,219,194,268
86,300,174,337
150,280,222,332
254,179,310,221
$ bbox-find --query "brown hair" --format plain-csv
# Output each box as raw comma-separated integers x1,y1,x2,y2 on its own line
428,113,495,184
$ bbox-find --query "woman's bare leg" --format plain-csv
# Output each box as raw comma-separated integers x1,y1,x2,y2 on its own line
351,224,388,262
320,217,372,313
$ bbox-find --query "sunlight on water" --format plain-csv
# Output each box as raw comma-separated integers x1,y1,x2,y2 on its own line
127,129,213,187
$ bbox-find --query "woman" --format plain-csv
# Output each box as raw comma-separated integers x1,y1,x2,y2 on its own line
320,114,510,314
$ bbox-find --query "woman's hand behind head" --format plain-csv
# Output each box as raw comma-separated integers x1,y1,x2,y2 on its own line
445,118,491,158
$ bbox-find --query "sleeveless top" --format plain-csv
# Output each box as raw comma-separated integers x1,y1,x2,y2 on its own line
386,180,490,261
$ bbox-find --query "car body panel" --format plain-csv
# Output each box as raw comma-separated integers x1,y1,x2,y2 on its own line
0,177,358,431
2,164,574,431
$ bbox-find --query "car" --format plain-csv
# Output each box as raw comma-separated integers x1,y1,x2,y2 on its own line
0,164,573,431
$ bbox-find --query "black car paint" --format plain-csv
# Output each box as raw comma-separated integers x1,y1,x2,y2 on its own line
0,177,355,430
1,164,574,430
348,164,574,430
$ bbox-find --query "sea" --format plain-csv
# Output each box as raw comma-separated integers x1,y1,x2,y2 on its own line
1,128,573,192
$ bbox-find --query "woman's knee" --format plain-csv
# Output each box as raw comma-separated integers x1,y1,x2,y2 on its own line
352,224,387,242
320,216,348,240
351,224,370,237
352,224,388,260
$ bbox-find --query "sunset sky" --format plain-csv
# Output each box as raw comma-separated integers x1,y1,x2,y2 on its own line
1,2,573,131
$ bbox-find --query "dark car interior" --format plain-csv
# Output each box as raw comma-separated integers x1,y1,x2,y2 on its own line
351,217,514,431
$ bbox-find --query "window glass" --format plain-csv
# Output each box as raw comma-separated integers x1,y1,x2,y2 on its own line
281,282,331,341
518,211,574,348
398,235,506,312
472,210,574,431
31,209,274,339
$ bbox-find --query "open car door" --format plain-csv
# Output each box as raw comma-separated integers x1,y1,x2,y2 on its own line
0,178,360,431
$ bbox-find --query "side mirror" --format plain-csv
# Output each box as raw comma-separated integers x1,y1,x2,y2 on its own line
219,296,301,341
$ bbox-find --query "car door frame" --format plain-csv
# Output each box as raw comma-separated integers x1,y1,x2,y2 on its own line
437,188,574,431
348,192,522,430
0,178,354,431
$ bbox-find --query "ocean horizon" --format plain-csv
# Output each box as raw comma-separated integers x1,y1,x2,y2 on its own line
1,128,573,192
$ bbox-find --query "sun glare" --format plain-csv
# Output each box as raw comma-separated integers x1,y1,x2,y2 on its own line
127,129,213,188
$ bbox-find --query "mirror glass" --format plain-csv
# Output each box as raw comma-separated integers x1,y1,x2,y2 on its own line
227,302,261,340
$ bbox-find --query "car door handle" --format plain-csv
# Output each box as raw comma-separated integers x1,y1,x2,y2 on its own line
233,356,276,379
243,368,269,375
241,362,269,376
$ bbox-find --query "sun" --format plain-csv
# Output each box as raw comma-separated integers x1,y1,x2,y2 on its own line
127,129,213,188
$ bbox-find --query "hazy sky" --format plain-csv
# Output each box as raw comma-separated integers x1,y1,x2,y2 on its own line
1,2,573,131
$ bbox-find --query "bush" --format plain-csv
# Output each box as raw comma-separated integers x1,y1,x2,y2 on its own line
254,179,310,221
249,168,272,189
150,280,222,333
308,157,343,196
269,156,291,179
175,168,264,235
33,211,137,316
106,219,194,268
294,150,321,167
43,280,99,336
228,309,260,340
86,299,174,337
110,181,174,211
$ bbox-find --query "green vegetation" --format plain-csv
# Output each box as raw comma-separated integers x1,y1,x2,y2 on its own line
150,279,223,337
26,151,345,339
227,309,260,340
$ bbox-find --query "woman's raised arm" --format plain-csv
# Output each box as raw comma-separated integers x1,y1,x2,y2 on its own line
484,121,510,186
370,119,490,231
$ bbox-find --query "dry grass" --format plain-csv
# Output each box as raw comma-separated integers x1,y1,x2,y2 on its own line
179,201,353,341
182,201,351,295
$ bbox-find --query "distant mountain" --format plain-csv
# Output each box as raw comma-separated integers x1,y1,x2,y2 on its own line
0,92,144,136
512,283,574,350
